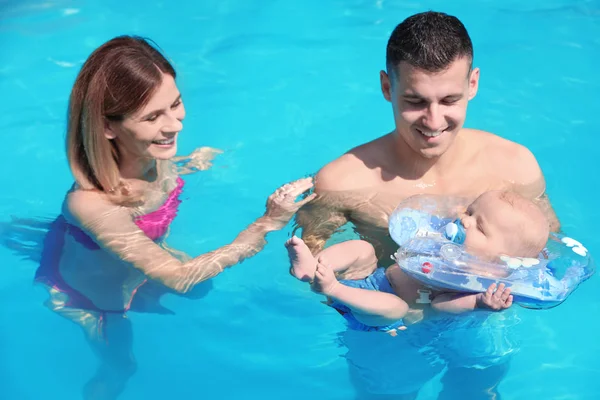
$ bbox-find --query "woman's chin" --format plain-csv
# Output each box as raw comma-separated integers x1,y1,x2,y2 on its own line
150,143,178,160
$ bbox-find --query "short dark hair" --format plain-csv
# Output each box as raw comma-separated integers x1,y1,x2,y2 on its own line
386,11,473,76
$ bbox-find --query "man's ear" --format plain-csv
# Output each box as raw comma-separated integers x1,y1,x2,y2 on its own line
380,70,392,102
468,67,480,100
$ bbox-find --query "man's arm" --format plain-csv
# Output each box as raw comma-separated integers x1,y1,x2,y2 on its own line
511,174,560,232
295,193,348,255
534,192,561,233
502,142,561,232
295,154,361,254
296,145,383,254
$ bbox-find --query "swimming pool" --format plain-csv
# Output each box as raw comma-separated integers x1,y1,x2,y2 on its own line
1,0,599,399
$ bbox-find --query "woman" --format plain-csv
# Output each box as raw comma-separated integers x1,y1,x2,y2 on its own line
36,35,315,399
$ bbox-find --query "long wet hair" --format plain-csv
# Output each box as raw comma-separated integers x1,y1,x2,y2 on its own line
66,35,176,204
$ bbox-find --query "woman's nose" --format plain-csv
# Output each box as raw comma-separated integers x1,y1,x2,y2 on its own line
164,112,183,132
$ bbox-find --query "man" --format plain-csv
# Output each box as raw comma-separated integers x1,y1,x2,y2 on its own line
296,11,559,399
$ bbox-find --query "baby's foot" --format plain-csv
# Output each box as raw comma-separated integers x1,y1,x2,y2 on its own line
285,236,317,281
311,257,340,295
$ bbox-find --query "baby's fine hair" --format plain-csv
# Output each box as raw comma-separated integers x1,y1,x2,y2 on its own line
496,190,550,257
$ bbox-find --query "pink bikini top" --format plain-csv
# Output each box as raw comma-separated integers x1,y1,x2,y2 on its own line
133,177,185,241
66,177,185,249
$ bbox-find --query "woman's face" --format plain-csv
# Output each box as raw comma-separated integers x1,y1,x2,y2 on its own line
106,73,186,161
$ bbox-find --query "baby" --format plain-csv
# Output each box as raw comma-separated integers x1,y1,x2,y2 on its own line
287,190,550,334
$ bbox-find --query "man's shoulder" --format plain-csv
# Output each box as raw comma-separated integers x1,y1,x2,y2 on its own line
314,135,389,192
467,128,537,166
466,128,543,187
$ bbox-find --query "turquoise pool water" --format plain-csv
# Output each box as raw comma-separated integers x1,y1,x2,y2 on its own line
1,1,599,399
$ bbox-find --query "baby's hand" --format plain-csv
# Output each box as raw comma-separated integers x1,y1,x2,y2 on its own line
476,283,513,310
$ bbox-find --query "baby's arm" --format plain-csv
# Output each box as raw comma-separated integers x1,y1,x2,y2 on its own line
312,261,408,323
432,283,513,314
431,293,478,313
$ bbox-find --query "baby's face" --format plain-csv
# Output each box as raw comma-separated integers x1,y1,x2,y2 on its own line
459,192,523,257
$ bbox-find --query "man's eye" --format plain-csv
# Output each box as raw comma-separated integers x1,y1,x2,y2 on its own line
442,98,459,105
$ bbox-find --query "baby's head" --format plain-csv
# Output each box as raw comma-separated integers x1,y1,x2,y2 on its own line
459,190,549,258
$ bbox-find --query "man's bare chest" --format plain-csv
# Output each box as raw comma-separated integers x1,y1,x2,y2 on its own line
346,173,511,228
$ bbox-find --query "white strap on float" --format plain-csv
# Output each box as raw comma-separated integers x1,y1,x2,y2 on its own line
415,289,432,304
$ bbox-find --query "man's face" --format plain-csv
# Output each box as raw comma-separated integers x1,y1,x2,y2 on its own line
380,57,479,159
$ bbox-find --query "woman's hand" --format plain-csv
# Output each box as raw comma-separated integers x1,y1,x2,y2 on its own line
264,178,317,229
174,146,223,174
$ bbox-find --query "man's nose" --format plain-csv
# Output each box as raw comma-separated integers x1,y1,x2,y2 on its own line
422,103,445,132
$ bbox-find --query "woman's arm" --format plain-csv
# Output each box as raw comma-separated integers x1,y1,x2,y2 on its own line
67,178,316,293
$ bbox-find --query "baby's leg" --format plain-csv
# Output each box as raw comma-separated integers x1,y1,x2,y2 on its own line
286,236,319,281
286,237,377,281
329,240,379,280
313,259,409,324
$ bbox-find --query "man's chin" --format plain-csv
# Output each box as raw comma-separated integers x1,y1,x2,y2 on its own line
412,142,451,159
416,135,458,159
418,149,445,159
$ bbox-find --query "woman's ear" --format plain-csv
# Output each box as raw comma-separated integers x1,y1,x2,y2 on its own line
104,118,117,140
